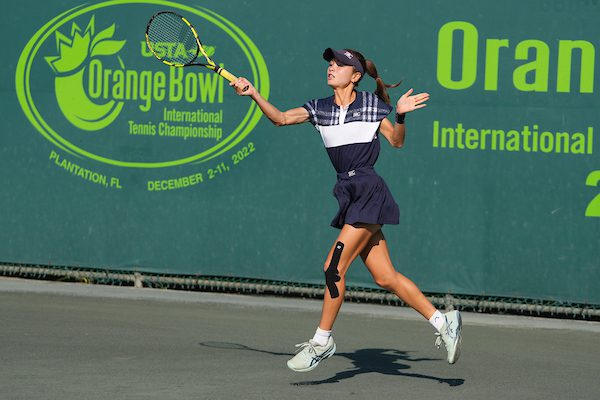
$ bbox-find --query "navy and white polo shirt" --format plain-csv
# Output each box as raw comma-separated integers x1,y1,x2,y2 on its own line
302,91,393,173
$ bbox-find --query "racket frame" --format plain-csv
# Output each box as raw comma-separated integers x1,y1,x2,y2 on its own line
145,11,238,82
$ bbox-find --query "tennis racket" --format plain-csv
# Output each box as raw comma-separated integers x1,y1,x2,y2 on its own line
145,10,248,90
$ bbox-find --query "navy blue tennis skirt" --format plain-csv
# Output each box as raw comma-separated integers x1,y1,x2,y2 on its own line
330,167,400,229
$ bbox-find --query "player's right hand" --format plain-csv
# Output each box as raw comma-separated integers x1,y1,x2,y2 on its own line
230,77,256,96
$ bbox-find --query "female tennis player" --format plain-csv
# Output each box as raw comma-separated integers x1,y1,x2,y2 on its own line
231,48,462,372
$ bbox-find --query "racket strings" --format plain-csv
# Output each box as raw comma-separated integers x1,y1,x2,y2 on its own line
147,12,199,65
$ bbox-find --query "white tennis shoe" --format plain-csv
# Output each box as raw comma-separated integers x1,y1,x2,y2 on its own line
435,310,462,364
287,337,336,372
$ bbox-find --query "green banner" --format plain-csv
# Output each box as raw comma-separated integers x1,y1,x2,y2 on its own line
2,0,599,304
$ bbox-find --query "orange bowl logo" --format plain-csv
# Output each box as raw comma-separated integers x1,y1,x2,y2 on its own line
16,0,269,180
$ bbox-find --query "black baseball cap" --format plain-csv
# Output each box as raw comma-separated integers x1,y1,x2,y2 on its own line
323,48,364,75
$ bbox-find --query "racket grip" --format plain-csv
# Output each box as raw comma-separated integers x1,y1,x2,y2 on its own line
217,68,249,92
217,68,237,82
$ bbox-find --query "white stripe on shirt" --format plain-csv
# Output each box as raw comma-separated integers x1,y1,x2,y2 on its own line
317,121,380,148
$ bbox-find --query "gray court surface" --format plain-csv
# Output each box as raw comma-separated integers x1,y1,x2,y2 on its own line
1,278,599,400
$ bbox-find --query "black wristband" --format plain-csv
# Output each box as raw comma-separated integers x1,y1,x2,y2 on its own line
395,112,406,124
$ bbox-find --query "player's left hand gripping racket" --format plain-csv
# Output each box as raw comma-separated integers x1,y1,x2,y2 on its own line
145,11,248,90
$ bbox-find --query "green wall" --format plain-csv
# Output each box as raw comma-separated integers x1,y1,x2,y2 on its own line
2,0,599,304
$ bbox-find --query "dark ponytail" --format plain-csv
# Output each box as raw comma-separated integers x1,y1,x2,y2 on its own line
346,49,402,105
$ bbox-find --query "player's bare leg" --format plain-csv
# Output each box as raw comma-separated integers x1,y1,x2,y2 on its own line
360,229,436,319
361,229,462,364
287,223,379,372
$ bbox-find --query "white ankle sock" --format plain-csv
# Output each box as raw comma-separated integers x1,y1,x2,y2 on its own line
429,310,446,332
312,327,332,346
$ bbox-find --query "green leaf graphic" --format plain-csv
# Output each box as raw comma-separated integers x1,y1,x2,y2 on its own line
91,40,126,57
91,23,115,48
204,46,215,57
44,15,127,131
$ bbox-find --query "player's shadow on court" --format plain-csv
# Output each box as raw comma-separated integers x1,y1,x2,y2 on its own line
291,348,464,387
198,342,463,387
199,341,293,356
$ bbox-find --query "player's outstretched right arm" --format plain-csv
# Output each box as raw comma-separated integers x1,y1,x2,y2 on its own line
230,78,309,126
